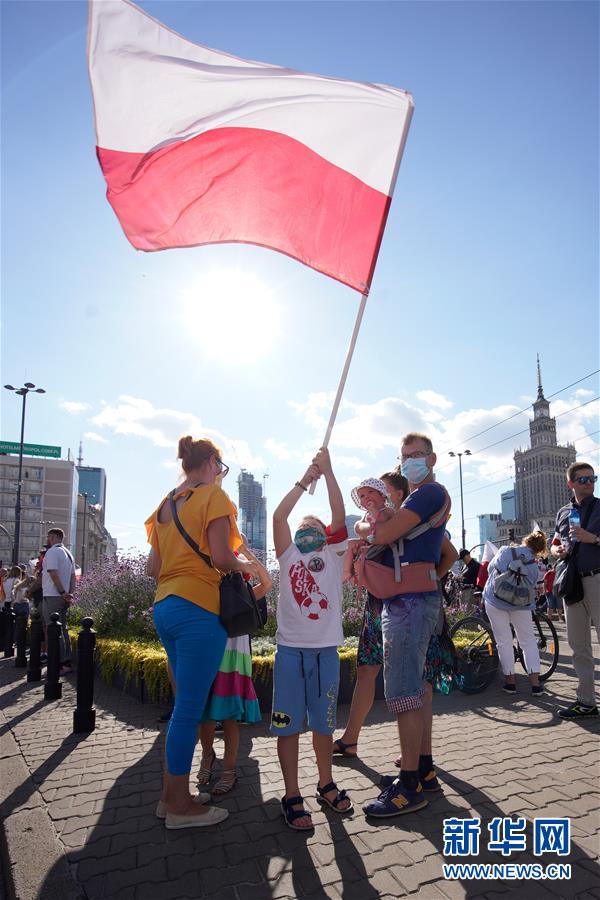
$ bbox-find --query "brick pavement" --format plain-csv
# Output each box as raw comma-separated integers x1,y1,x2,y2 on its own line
1,621,599,900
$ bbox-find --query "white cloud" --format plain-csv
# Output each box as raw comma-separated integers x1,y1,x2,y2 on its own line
416,390,453,410
264,438,293,460
60,400,91,415
91,395,265,471
84,431,108,444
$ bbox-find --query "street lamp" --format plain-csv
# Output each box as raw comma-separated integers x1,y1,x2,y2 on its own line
81,492,88,574
449,449,471,551
3,383,46,564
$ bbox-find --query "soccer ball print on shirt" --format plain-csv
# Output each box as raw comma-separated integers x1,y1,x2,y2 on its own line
288,560,329,620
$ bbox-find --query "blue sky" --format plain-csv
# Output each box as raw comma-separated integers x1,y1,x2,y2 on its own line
1,0,598,555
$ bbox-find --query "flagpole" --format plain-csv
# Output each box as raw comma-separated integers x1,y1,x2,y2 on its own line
308,290,368,495
308,101,414,494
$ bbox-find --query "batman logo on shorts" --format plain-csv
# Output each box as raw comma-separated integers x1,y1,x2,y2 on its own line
271,711,291,728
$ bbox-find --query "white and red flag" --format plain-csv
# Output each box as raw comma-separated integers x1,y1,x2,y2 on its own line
88,0,413,293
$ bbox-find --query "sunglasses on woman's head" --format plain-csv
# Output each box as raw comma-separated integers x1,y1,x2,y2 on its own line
574,475,597,485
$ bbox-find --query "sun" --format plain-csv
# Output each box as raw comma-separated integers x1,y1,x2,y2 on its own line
180,269,281,358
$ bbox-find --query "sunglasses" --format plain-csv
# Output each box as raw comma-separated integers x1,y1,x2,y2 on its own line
215,459,229,479
574,475,597,485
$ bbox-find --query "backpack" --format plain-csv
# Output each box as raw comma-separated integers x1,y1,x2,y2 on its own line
492,548,537,608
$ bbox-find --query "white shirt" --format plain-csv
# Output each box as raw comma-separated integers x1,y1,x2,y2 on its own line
42,544,75,597
276,542,345,648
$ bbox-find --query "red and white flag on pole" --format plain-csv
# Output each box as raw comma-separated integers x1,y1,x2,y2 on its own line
88,0,413,293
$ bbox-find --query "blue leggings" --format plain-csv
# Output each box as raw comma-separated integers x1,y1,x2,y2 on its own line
153,595,227,776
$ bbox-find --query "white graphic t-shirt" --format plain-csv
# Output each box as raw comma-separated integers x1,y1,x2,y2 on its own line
276,542,345,648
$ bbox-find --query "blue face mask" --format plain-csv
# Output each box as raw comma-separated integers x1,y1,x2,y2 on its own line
400,457,430,484
294,527,326,554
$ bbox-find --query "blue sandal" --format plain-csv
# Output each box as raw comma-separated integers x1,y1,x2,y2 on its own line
316,781,354,814
281,795,314,831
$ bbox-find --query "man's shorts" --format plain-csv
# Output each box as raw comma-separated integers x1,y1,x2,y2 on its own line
382,592,442,714
357,594,384,666
270,644,339,736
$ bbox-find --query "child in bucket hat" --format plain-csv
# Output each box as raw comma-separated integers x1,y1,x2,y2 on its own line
343,478,395,583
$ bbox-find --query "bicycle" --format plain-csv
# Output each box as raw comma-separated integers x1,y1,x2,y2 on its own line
449,604,559,694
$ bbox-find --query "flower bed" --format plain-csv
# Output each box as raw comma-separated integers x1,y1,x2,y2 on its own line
74,630,368,710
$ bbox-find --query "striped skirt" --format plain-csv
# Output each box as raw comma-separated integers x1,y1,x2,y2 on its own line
201,634,261,724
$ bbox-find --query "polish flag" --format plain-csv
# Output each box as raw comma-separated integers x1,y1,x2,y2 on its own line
88,0,413,293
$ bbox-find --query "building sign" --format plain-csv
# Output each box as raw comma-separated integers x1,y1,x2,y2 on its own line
0,441,61,459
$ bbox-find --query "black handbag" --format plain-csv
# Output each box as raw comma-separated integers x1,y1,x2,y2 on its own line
554,557,583,605
554,498,597,606
168,490,265,637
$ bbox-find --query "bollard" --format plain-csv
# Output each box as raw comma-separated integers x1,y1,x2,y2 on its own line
27,609,43,682
44,612,62,701
3,602,15,659
14,608,28,668
73,617,96,733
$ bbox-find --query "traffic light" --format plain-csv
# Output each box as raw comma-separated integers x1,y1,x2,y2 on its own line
508,528,515,542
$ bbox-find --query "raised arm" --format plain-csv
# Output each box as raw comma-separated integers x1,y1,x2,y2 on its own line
313,447,345,532
273,463,321,557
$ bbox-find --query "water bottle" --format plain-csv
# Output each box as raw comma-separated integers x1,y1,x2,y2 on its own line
569,508,581,541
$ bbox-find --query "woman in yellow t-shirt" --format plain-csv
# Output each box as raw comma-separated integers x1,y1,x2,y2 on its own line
146,435,259,831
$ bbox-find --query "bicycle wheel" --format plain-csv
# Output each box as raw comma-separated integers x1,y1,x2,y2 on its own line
450,616,499,694
516,612,559,682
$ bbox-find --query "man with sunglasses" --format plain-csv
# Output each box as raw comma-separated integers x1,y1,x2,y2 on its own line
551,462,600,719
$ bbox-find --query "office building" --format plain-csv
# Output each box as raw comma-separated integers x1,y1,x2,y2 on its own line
237,470,267,557
501,489,516,521
76,494,118,572
77,466,107,524
478,513,502,546
0,455,79,563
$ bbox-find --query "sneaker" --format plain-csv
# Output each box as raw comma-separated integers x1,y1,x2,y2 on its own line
558,702,599,720
502,683,517,694
59,665,74,676
39,653,48,663
363,779,428,818
531,685,544,696
380,770,441,793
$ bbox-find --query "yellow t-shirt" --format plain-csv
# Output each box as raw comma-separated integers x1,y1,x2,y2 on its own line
145,484,241,615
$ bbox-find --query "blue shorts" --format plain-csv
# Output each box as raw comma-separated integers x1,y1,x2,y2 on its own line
270,644,339,736
382,592,442,714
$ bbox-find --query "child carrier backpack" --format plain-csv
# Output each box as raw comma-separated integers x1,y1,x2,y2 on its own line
492,549,537,608
354,487,451,599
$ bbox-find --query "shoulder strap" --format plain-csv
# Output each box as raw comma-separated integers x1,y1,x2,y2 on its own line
399,486,452,547
168,490,213,569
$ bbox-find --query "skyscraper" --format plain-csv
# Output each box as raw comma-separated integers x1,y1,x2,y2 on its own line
501,489,516,521
513,357,576,534
478,513,502,545
237,470,267,557
77,466,107,524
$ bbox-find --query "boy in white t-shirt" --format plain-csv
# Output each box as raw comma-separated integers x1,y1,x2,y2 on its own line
272,447,353,831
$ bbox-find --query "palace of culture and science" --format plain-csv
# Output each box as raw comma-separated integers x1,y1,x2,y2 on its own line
493,358,576,545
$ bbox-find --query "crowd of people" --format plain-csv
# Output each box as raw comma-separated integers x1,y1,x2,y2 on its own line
2,437,598,833
0,528,77,676
144,432,599,831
